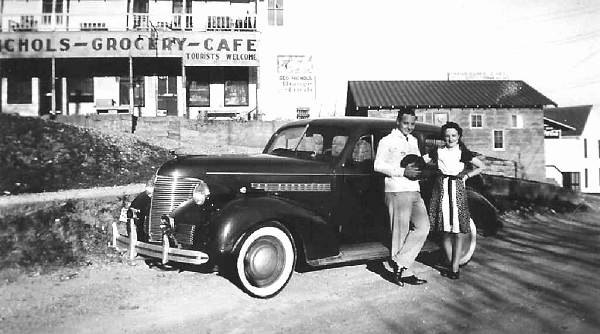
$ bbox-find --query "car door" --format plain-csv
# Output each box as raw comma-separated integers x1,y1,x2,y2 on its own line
335,133,388,244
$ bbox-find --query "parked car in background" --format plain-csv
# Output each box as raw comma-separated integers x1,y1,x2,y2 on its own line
113,117,499,298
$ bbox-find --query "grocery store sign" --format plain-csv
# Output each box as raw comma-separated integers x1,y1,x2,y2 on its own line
0,31,258,66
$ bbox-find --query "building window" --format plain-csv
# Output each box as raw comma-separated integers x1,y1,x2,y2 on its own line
511,114,523,128
598,140,600,158
584,138,588,158
132,0,149,13
68,77,94,103
7,77,32,104
224,68,249,106
585,168,588,188
562,172,580,191
433,113,448,125
493,130,505,150
119,77,145,106
173,0,192,13
471,114,483,128
415,112,425,123
43,0,62,13
188,80,210,107
268,0,284,26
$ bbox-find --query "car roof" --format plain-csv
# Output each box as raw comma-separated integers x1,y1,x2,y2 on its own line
279,116,441,135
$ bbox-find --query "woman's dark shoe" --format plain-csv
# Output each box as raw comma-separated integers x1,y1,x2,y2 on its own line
441,270,460,280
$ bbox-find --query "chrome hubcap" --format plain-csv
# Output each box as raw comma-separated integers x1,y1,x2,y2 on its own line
245,236,285,287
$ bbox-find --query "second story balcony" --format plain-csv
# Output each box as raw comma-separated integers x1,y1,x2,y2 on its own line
0,12,258,33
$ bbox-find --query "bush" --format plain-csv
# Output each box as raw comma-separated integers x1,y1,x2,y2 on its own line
0,113,171,196
0,196,132,270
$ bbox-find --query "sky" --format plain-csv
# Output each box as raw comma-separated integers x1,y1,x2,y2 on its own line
277,0,600,111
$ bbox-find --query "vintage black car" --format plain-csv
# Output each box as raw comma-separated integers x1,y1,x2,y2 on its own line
113,117,499,298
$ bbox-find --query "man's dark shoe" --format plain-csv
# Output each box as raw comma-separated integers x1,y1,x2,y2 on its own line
392,265,405,287
401,275,427,285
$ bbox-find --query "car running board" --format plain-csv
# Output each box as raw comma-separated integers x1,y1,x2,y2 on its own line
306,242,389,267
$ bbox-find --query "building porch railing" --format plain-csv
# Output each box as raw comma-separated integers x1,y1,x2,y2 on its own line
0,13,258,33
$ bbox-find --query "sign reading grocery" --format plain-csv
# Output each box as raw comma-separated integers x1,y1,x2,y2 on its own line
0,31,258,66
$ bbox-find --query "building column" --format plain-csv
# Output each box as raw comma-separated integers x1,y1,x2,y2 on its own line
129,56,134,115
181,60,187,118
61,77,67,114
51,57,56,116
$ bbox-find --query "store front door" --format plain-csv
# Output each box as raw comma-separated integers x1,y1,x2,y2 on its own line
157,76,178,116
39,77,62,116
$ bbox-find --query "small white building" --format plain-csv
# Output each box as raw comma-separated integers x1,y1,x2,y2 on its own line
544,105,600,193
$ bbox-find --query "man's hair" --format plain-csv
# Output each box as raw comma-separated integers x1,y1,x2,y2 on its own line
396,106,415,120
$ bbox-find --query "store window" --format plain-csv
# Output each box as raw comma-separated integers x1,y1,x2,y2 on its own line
268,0,284,26
471,114,483,128
188,80,210,107
119,77,145,106
68,77,94,103
493,130,504,150
158,76,177,96
224,68,249,106
7,77,32,104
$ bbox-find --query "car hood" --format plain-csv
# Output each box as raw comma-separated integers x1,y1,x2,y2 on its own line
157,154,333,179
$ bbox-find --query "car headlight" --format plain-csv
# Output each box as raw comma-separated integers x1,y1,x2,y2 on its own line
192,180,211,205
145,177,155,197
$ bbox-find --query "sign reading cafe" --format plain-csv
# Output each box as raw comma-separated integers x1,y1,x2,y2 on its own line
0,31,258,66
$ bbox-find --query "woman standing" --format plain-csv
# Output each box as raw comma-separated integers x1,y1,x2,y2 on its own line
424,122,484,279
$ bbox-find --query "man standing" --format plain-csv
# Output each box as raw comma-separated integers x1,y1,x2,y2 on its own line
374,107,429,287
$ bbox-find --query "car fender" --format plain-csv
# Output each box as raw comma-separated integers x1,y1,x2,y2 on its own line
207,195,339,263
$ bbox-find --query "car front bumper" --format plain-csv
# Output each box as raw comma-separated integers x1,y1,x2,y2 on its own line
112,220,209,265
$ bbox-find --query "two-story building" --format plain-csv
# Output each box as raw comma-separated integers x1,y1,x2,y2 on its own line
345,80,557,181
544,105,600,193
0,0,263,120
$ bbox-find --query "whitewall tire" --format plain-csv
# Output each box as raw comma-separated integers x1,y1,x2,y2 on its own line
235,223,296,298
459,218,477,265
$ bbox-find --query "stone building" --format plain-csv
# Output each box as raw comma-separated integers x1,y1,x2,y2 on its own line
345,80,556,181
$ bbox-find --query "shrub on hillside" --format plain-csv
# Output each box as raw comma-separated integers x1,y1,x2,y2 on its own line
0,197,132,270
0,114,171,195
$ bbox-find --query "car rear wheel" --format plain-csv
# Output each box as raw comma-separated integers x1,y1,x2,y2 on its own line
459,218,477,265
235,223,296,298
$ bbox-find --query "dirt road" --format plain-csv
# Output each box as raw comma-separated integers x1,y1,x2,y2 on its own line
1,207,599,334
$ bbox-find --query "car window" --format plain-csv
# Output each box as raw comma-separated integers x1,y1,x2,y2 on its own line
352,136,373,163
266,125,349,161
331,136,348,157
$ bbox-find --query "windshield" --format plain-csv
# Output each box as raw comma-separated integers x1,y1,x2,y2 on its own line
264,124,349,162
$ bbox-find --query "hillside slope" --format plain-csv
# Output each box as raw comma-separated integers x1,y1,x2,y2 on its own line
0,114,171,196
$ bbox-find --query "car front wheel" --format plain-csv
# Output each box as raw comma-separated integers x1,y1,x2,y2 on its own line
235,223,296,298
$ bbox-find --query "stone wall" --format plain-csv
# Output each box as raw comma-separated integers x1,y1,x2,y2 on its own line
55,114,286,148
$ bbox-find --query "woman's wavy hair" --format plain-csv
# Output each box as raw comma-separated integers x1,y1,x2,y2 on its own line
441,121,469,152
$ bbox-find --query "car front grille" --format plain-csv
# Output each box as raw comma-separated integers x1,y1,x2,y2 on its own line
148,175,200,242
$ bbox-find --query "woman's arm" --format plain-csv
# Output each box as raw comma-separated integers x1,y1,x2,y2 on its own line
462,156,484,180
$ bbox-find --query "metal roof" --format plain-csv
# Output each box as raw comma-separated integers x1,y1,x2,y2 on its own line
348,80,556,109
544,105,593,136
